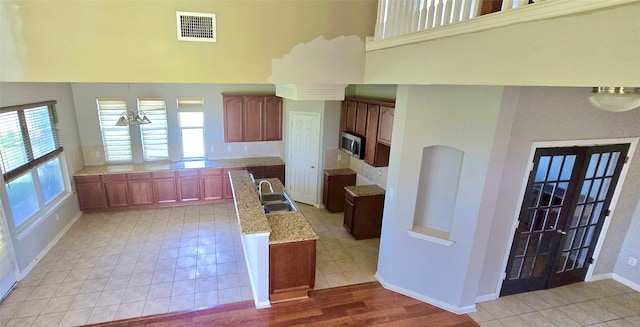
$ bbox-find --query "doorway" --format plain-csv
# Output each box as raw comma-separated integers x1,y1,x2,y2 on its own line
286,111,321,205
501,143,630,296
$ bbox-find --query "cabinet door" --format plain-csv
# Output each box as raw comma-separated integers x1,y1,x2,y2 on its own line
364,105,380,166
345,100,357,133
355,102,368,136
343,198,354,233
128,180,153,206
153,179,178,204
339,102,348,146
223,96,244,142
76,178,106,210
243,96,264,142
177,170,200,202
269,240,316,302
264,96,283,141
322,179,329,209
264,165,285,185
200,168,223,201
223,167,247,199
247,166,265,180
104,182,129,207
377,106,394,146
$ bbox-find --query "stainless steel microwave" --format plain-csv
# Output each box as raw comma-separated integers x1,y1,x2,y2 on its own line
341,132,365,159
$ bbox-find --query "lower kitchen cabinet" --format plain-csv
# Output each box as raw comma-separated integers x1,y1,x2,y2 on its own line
265,165,285,185
323,170,356,213
177,170,201,202
128,173,153,206
75,176,106,210
269,240,316,302
200,168,223,201
344,190,385,240
102,174,129,208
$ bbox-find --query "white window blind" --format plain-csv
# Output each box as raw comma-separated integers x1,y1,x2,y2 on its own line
97,98,133,162
0,102,62,181
138,98,169,161
178,98,204,158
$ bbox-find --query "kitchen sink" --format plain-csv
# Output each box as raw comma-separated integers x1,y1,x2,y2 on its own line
260,192,297,215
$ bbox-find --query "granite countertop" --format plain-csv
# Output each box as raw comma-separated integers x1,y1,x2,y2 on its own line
323,168,356,176
229,171,318,244
345,184,386,197
75,157,285,176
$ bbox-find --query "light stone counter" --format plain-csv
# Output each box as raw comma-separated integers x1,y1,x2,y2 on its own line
345,184,386,197
323,168,356,176
229,171,318,244
75,157,284,176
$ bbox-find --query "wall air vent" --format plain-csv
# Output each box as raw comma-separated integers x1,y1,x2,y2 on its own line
176,11,216,42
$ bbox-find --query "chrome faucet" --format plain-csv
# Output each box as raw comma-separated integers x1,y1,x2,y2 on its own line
258,180,274,202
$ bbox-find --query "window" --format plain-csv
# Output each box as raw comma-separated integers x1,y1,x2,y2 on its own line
177,98,204,158
97,98,133,162
138,98,169,161
0,101,67,228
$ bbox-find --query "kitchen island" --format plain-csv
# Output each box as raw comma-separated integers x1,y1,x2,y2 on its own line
229,170,318,308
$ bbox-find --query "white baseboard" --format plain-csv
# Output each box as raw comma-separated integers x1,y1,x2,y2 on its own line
475,293,498,303
375,272,476,314
18,211,82,280
588,273,613,282
612,273,640,292
255,300,271,309
314,204,325,209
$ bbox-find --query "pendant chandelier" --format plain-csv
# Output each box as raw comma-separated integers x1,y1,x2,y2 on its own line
115,84,152,126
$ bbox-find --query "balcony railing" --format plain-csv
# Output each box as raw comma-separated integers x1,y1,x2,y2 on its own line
368,0,636,51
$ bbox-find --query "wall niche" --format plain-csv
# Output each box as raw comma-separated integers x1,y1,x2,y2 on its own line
409,145,464,246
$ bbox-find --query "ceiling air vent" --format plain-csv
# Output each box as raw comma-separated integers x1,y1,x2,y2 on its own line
176,11,216,42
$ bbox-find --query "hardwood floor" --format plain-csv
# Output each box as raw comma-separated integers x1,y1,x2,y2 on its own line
87,282,479,327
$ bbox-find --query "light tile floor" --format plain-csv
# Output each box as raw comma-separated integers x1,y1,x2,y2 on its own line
0,202,380,327
469,279,640,327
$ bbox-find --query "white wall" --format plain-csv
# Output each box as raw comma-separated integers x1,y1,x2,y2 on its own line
377,85,505,311
0,83,83,274
71,83,284,165
477,87,640,297
614,199,640,285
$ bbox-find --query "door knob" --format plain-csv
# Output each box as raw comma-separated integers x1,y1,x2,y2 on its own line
311,166,315,169
557,229,567,235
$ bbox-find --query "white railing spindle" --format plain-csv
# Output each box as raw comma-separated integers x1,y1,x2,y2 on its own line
427,0,436,29
375,0,385,40
434,0,444,27
502,0,516,10
386,0,396,38
403,0,413,34
419,0,429,31
443,0,453,25
462,0,472,20
411,0,421,33
452,0,463,23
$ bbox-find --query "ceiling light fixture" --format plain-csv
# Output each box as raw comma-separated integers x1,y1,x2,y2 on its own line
115,84,152,126
589,87,640,112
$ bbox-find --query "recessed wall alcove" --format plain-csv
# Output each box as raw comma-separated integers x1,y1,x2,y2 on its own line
408,145,464,246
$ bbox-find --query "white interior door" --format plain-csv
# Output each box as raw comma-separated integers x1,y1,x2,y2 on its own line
287,111,321,205
0,201,18,301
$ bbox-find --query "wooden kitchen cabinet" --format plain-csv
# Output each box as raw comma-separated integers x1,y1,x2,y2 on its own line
377,106,394,146
223,167,247,199
364,104,379,166
152,171,178,204
127,173,153,206
323,170,356,213
223,96,244,142
177,170,200,202
355,102,368,136
345,100,357,133
75,175,106,210
269,240,316,302
244,96,264,142
247,166,265,180
265,165,285,185
344,190,385,240
102,174,129,208
223,94,283,142
200,168,223,201
264,96,283,141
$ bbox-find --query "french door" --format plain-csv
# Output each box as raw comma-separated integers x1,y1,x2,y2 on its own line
501,144,629,296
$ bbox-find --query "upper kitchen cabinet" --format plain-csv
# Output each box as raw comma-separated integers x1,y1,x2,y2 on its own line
223,94,283,142
341,97,395,167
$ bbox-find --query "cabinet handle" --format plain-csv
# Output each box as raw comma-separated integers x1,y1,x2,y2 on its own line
557,229,567,235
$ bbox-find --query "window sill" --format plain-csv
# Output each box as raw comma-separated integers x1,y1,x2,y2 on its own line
407,225,455,246
16,192,74,241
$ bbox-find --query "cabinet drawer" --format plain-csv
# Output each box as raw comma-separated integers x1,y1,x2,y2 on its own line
345,190,355,203
199,168,222,176
152,171,175,179
177,170,199,177
101,174,126,182
127,172,151,180
75,175,101,183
